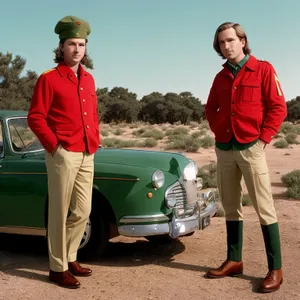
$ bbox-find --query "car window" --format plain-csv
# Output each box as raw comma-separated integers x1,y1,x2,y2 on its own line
7,117,43,153
0,121,3,156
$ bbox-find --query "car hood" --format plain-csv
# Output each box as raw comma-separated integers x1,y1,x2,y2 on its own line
94,148,190,173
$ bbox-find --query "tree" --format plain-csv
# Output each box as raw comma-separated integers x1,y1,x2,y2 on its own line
0,52,38,110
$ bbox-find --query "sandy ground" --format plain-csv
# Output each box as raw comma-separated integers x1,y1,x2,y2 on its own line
1,141,300,300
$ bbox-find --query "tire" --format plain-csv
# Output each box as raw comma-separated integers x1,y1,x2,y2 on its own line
144,234,175,244
77,200,110,261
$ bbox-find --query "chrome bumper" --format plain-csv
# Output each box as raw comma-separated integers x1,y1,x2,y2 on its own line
118,201,217,238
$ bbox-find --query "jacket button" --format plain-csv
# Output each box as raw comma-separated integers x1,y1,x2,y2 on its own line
226,129,230,133
233,86,237,90
231,112,235,116
82,99,86,102
80,87,83,91
86,125,90,129
84,112,87,116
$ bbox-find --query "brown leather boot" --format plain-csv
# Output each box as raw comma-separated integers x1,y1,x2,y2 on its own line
68,261,92,277
206,260,243,278
259,269,283,293
49,270,80,289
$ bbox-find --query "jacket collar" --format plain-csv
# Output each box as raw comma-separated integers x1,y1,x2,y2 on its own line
220,55,258,77
56,61,88,78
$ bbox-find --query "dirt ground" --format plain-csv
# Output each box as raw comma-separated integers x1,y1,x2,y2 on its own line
1,142,300,300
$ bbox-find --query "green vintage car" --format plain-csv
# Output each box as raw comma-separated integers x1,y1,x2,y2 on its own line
0,110,216,258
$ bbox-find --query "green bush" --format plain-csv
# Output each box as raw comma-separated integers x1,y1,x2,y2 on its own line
141,129,164,140
113,128,125,136
197,163,217,188
285,133,298,144
137,138,157,148
242,194,252,206
102,138,137,148
199,135,215,148
281,170,300,199
101,129,109,137
165,135,201,152
132,128,146,136
165,126,189,137
199,120,210,130
273,139,289,148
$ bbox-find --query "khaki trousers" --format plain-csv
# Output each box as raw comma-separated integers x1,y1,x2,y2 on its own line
215,141,277,225
45,145,94,272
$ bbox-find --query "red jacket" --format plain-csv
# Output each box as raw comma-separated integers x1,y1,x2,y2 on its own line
205,55,287,144
28,62,100,154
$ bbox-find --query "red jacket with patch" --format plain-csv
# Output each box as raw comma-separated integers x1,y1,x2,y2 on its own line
205,55,287,144
28,62,100,154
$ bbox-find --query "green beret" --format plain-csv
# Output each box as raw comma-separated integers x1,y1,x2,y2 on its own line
54,16,91,40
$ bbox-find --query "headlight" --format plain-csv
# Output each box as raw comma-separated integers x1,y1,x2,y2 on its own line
183,160,198,181
164,188,177,209
152,170,165,188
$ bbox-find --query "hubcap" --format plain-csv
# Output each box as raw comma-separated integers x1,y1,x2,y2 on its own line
79,218,91,249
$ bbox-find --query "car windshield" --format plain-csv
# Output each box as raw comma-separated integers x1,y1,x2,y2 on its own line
7,117,44,153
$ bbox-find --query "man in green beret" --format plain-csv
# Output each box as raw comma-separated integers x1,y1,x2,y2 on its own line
28,15,100,289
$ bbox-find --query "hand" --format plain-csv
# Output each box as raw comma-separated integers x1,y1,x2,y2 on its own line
51,145,59,157
259,139,267,149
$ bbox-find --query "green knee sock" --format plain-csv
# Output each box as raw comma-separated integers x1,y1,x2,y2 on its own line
261,223,282,270
226,221,243,262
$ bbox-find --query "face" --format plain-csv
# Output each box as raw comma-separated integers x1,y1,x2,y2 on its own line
60,38,86,67
218,28,245,64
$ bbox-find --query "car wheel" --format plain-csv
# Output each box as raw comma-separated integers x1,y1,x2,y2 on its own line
78,203,109,261
144,234,176,244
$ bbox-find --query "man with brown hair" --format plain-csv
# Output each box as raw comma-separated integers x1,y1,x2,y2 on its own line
28,16,100,289
205,22,287,293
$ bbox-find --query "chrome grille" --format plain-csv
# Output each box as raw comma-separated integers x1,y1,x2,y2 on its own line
165,181,194,218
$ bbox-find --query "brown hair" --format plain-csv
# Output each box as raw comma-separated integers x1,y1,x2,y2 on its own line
213,22,251,59
53,39,94,69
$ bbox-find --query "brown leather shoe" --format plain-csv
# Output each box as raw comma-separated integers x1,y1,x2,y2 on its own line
49,270,80,289
68,261,92,277
206,260,243,278
259,269,283,293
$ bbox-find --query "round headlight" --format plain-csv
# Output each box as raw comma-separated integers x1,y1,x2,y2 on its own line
152,170,165,189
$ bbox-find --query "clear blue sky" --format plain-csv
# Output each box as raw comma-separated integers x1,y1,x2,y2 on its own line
1,0,299,102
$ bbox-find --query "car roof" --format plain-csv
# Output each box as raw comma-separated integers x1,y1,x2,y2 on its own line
0,110,28,119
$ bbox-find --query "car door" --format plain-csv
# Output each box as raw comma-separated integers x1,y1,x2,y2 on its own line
0,117,48,230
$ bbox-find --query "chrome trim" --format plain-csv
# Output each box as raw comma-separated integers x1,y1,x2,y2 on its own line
5,116,44,155
0,226,46,236
119,214,169,224
94,176,140,182
0,172,47,175
118,200,217,238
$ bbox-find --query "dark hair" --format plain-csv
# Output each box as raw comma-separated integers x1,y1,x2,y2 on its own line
53,39,94,69
213,22,251,59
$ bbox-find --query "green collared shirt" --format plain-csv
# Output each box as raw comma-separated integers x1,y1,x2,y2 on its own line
216,54,258,151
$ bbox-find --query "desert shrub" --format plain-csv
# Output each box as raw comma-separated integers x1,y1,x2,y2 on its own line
113,128,125,136
129,123,139,129
273,132,283,139
160,125,168,131
141,129,164,140
285,133,299,144
199,135,215,148
102,138,137,148
199,120,210,130
279,122,294,134
101,129,109,137
132,128,146,136
273,139,289,148
281,170,300,199
165,135,201,152
137,138,157,148
242,194,252,206
191,130,206,139
197,163,217,188
165,126,189,137
189,121,199,129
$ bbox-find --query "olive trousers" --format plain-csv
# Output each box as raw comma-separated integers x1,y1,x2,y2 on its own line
45,145,94,272
216,141,282,269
